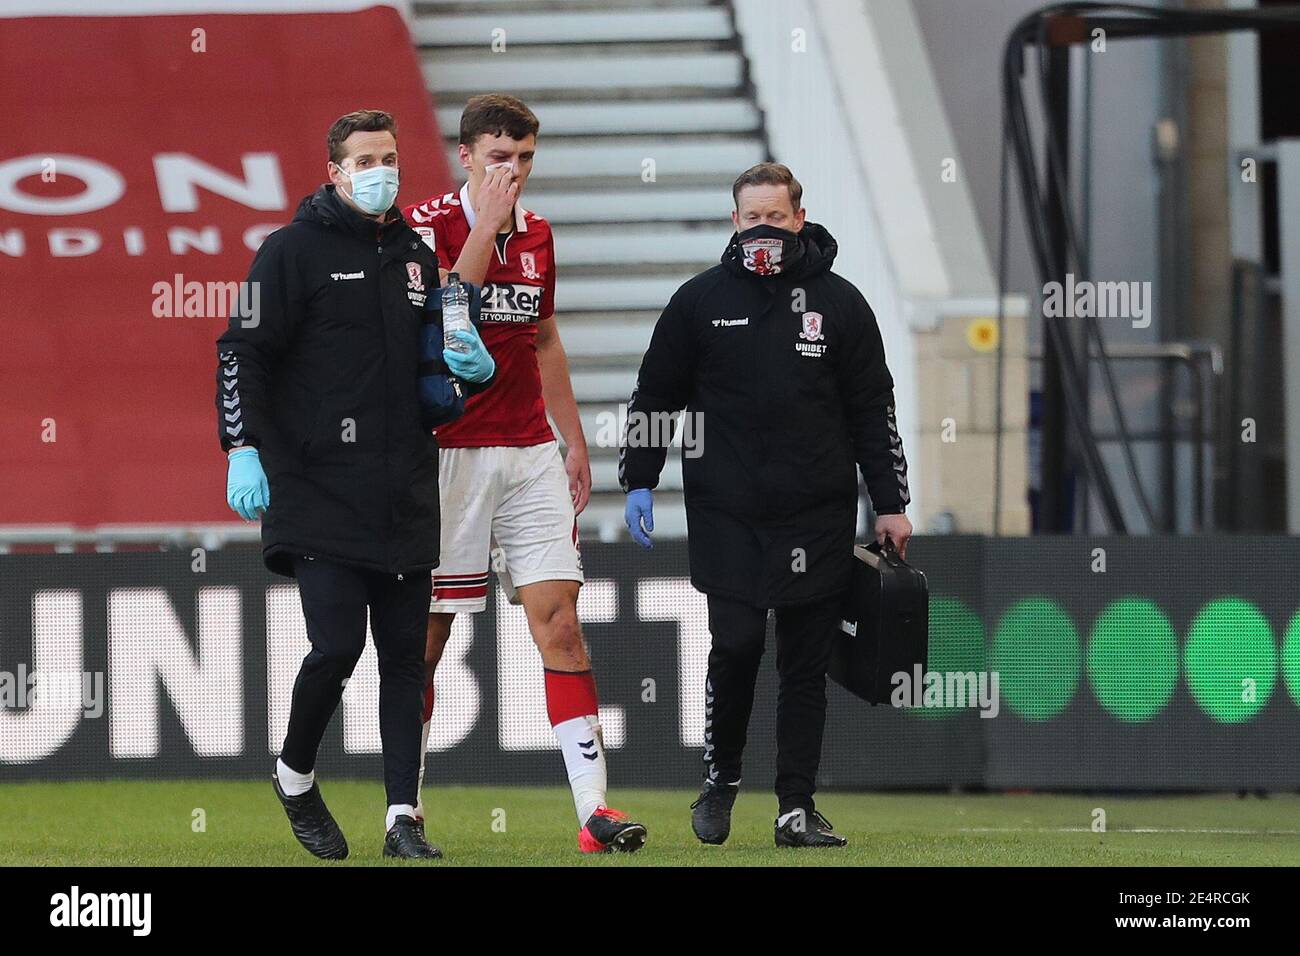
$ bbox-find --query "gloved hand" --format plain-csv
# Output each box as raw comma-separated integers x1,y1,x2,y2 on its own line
443,327,495,384
625,488,654,549
226,447,270,521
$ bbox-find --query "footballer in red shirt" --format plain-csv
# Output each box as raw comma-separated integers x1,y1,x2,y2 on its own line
403,94,645,853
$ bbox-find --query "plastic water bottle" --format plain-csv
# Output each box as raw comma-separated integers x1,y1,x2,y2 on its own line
442,273,472,354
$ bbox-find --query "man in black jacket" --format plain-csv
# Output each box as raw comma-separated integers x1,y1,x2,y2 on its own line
620,163,912,848
216,110,495,860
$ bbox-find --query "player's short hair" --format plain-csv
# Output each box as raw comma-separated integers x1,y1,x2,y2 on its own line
327,110,398,165
732,162,803,210
459,94,540,148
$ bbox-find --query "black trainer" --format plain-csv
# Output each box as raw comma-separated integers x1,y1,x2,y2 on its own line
690,780,739,845
774,808,848,848
384,814,443,859
272,773,349,860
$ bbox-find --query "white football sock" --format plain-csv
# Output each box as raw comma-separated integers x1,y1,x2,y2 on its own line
414,718,431,821
275,757,314,796
386,803,417,831
552,714,607,825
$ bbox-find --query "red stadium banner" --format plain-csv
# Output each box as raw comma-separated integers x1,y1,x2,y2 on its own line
0,6,452,525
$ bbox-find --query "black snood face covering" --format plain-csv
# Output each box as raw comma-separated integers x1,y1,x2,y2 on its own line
736,224,803,277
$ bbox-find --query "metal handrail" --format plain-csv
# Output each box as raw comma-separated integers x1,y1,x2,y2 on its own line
1027,341,1223,530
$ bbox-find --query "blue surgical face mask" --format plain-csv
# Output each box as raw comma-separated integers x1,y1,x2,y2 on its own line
340,163,399,215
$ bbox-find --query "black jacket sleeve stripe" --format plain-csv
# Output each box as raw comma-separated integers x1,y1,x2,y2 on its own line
215,231,302,453
838,296,910,515
217,349,246,448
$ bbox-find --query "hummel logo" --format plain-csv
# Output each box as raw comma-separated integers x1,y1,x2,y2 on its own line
578,739,598,760
712,317,749,328
331,271,365,281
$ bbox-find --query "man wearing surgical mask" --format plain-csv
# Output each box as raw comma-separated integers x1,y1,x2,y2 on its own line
216,110,494,861
621,163,913,849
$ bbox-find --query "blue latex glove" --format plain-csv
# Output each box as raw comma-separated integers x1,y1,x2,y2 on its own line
443,327,495,384
625,488,654,549
226,447,270,521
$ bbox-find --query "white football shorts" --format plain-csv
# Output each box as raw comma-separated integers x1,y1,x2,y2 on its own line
430,440,584,613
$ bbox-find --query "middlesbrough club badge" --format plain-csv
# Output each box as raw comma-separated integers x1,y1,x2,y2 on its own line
741,236,783,275
799,311,824,342
520,251,539,280
406,262,423,291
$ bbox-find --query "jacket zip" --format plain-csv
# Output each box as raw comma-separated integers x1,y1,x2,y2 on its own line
377,227,393,573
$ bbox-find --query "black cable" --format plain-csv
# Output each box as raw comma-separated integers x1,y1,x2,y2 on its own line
1032,14,1158,530
1002,16,1130,530
1009,22,1128,529
995,1,1300,533
1079,35,1094,533
993,134,1010,536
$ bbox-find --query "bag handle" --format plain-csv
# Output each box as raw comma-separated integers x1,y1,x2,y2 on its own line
867,536,906,567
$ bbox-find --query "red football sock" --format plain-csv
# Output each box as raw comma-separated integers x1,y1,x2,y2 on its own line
544,668,598,725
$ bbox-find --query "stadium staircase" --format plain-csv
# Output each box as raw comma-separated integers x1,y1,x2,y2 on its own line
412,0,768,540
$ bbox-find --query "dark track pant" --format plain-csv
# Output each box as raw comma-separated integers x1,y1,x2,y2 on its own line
280,555,432,808
703,592,841,815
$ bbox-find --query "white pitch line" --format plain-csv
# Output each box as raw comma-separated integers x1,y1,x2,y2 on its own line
958,826,1300,835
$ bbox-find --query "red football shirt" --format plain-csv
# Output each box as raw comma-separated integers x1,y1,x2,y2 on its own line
403,183,556,447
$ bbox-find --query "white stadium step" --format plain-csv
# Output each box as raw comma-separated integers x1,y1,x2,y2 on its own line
413,0,759,542
581,407,703,468
450,137,763,181
553,224,732,266
523,187,734,225
436,98,760,137
418,0,710,8
558,313,658,358
571,368,638,402
578,403,700,443
579,405,620,443
591,456,683,492
578,494,688,542
422,50,744,94
414,8,732,46
555,274,694,312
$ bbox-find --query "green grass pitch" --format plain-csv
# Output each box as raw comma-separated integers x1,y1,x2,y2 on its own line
2,782,1298,866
